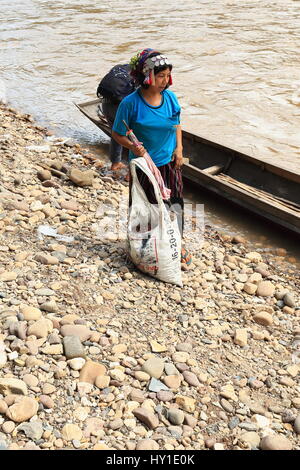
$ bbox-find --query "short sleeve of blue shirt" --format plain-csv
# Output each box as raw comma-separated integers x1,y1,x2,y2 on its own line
112,89,181,167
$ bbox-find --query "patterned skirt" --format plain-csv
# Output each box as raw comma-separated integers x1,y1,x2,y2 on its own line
129,159,184,236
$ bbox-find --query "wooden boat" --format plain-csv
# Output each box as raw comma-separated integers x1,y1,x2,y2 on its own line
75,98,300,236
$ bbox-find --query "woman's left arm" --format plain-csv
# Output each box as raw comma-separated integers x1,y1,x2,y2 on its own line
173,124,183,169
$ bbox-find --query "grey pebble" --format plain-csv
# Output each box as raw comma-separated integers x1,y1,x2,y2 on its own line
202,339,213,345
178,315,189,323
272,423,283,431
206,424,219,435
167,409,185,425
265,377,273,388
155,405,163,414
72,439,81,449
35,439,45,445
18,422,44,441
228,417,240,429
63,335,85,359
44,425,53,431
148,378,169,393
176,342,193,353
164,363,180,376
0,441,8,450
35,288,56,296
283,293,296,308
239,422,257,431
48,333,62,345
168,426,183,439
281,410,296,423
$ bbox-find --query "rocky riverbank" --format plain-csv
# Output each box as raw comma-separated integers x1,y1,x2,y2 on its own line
0,103,299,451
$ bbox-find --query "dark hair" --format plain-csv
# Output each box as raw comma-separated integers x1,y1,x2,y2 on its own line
135,51,173,89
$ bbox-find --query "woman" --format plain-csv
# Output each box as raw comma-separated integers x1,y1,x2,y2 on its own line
112,48,191,265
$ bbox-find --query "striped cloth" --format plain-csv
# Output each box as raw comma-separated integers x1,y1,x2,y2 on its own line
143,153,171,200
133,158,183,203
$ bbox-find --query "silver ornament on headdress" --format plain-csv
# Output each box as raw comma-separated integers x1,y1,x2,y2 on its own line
142,54,171,75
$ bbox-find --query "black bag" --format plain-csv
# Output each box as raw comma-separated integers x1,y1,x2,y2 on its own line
97,64,135,103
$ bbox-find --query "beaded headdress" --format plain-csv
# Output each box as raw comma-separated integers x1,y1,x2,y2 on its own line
130,48,172,86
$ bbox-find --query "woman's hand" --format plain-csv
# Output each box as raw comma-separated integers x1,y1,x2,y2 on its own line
111,131,146,157
173,147,184,169
132,143,146,157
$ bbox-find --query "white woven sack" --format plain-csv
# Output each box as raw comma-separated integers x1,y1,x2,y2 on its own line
128,157,182,287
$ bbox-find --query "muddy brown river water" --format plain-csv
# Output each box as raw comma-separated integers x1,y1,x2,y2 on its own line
1,0,300,262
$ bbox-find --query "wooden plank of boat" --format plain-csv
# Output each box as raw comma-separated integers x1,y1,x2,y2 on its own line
182,128,300,187
75,98,300,235
184,162,300,235
75,99,111,137
218,174,300,212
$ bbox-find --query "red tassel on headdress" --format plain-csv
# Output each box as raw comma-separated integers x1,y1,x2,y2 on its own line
143,73,151,85
143,69,155,86
150,69,155,86
169,74,173,86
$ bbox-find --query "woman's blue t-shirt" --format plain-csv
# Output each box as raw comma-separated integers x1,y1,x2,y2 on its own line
112,88,181,167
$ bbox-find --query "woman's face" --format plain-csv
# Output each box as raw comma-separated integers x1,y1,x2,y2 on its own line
153,67,171,91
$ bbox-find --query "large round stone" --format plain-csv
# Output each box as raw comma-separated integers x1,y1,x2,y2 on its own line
20,305,42,321
27,319,52,338
6,397,38,423
253,312,273,326
260,434,293,450
63,336,86,360
167,409,185,425
0,378,28,396
60,325,92,342
79,360,106,384
256,281,275,297
142,357,164,379
283,293,296,308
61,424,82,441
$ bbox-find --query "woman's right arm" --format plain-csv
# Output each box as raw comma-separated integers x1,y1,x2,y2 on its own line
112,131,146,157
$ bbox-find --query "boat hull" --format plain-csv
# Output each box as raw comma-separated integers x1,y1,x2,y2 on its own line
75,98,300,236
